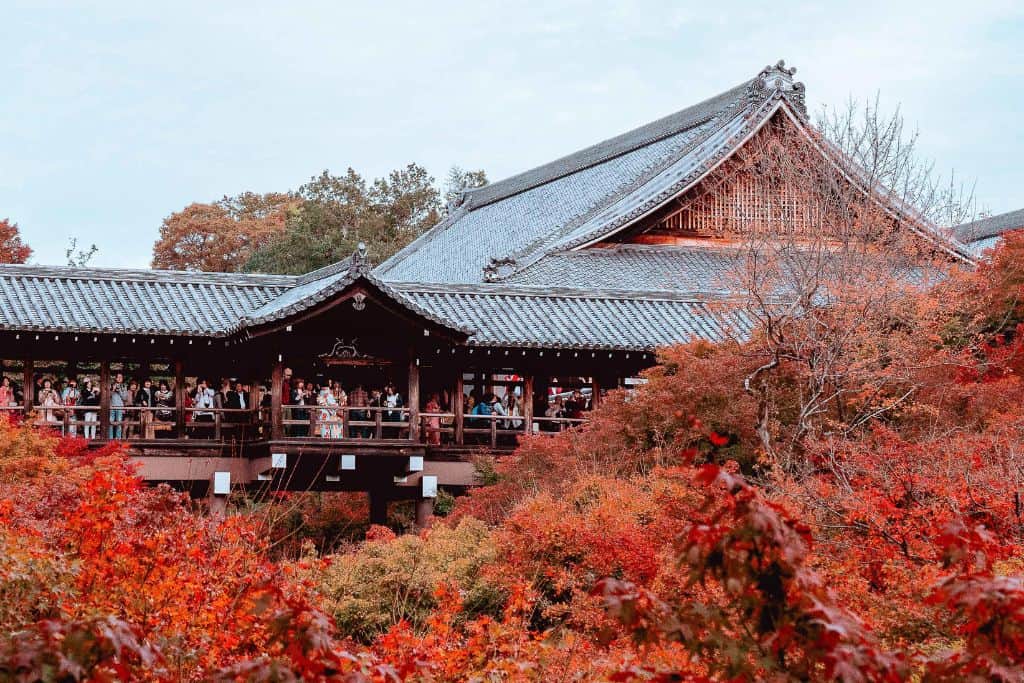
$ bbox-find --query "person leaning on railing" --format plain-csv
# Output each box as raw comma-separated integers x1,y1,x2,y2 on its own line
37,379,60,427
155,382,174,421
424,393,442,445
192,380,215,438
83,380,102,439
61,377,80,437
0,377,15,408
109,373,129,439
134,379,156,436
543,397,565,432
348,384,369,438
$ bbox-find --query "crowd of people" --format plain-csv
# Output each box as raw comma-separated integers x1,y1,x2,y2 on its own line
0,368,593,443
0,373,254,439
280,368,410,439
280,368,592,444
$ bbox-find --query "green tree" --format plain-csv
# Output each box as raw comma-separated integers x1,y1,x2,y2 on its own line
244,164,444,275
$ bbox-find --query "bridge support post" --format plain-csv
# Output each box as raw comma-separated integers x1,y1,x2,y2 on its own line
414,497,434,530
208,472,229,518
368,490,388,526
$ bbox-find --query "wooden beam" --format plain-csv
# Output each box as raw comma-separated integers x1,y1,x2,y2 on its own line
407,353,420,443
591,376,601,410
270,358,283,440
23,359,33,413
99,360,111,439
454,372,464,446
523,374,534,435
174,359,185,437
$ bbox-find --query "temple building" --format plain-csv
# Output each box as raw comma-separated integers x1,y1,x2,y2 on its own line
0,61,1003,524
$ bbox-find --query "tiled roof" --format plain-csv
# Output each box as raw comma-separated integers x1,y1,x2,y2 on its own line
459,80,753,210
0,264,291,336
234,254,472,335
504,243,742,293
953,208,1024,244
374,67,782,286
376,118,723,284
391,283,750,351
378,61,964,288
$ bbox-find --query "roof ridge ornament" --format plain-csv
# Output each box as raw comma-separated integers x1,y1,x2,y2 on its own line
483,255,518,282
445,191,469,214
349,241,371,276
746,59,807,117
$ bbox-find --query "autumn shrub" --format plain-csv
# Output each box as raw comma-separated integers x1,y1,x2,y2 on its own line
310,516,506,643
231,489,371,559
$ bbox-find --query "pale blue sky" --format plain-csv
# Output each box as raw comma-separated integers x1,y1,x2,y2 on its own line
1,1,1021,267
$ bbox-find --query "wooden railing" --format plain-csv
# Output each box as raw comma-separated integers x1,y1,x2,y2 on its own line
16,405,255,441
2,403,589,448
280,406,587,447
280,404,411,440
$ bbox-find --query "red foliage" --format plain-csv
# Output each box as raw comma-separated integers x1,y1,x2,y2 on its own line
0,218,31,264
0,419,375,681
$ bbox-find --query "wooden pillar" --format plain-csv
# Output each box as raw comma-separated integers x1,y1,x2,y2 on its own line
208,474,227,518
174,359,185,436
454,372,464,446
99,361,111,439
590,377,601,411
368,490,388,526
414,497,434,530
22,359,34,413
270,358,283,440
523,374,534,435
407,354,420,443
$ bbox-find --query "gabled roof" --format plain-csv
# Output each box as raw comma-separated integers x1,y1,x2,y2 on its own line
375,65,783,286
378,60,969,290
233,247,472,336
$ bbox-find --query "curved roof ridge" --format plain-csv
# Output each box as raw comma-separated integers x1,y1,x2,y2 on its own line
459,79,753,210
387,279,734,303
953,207,1024,243
0,263,295,288
234,265,474,336
294,256,354,285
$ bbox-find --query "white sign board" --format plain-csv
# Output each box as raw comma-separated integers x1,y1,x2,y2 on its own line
408,455,424,472
422,475,438,498
213,471,231,495
341,454,356,470
271,453,287,469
